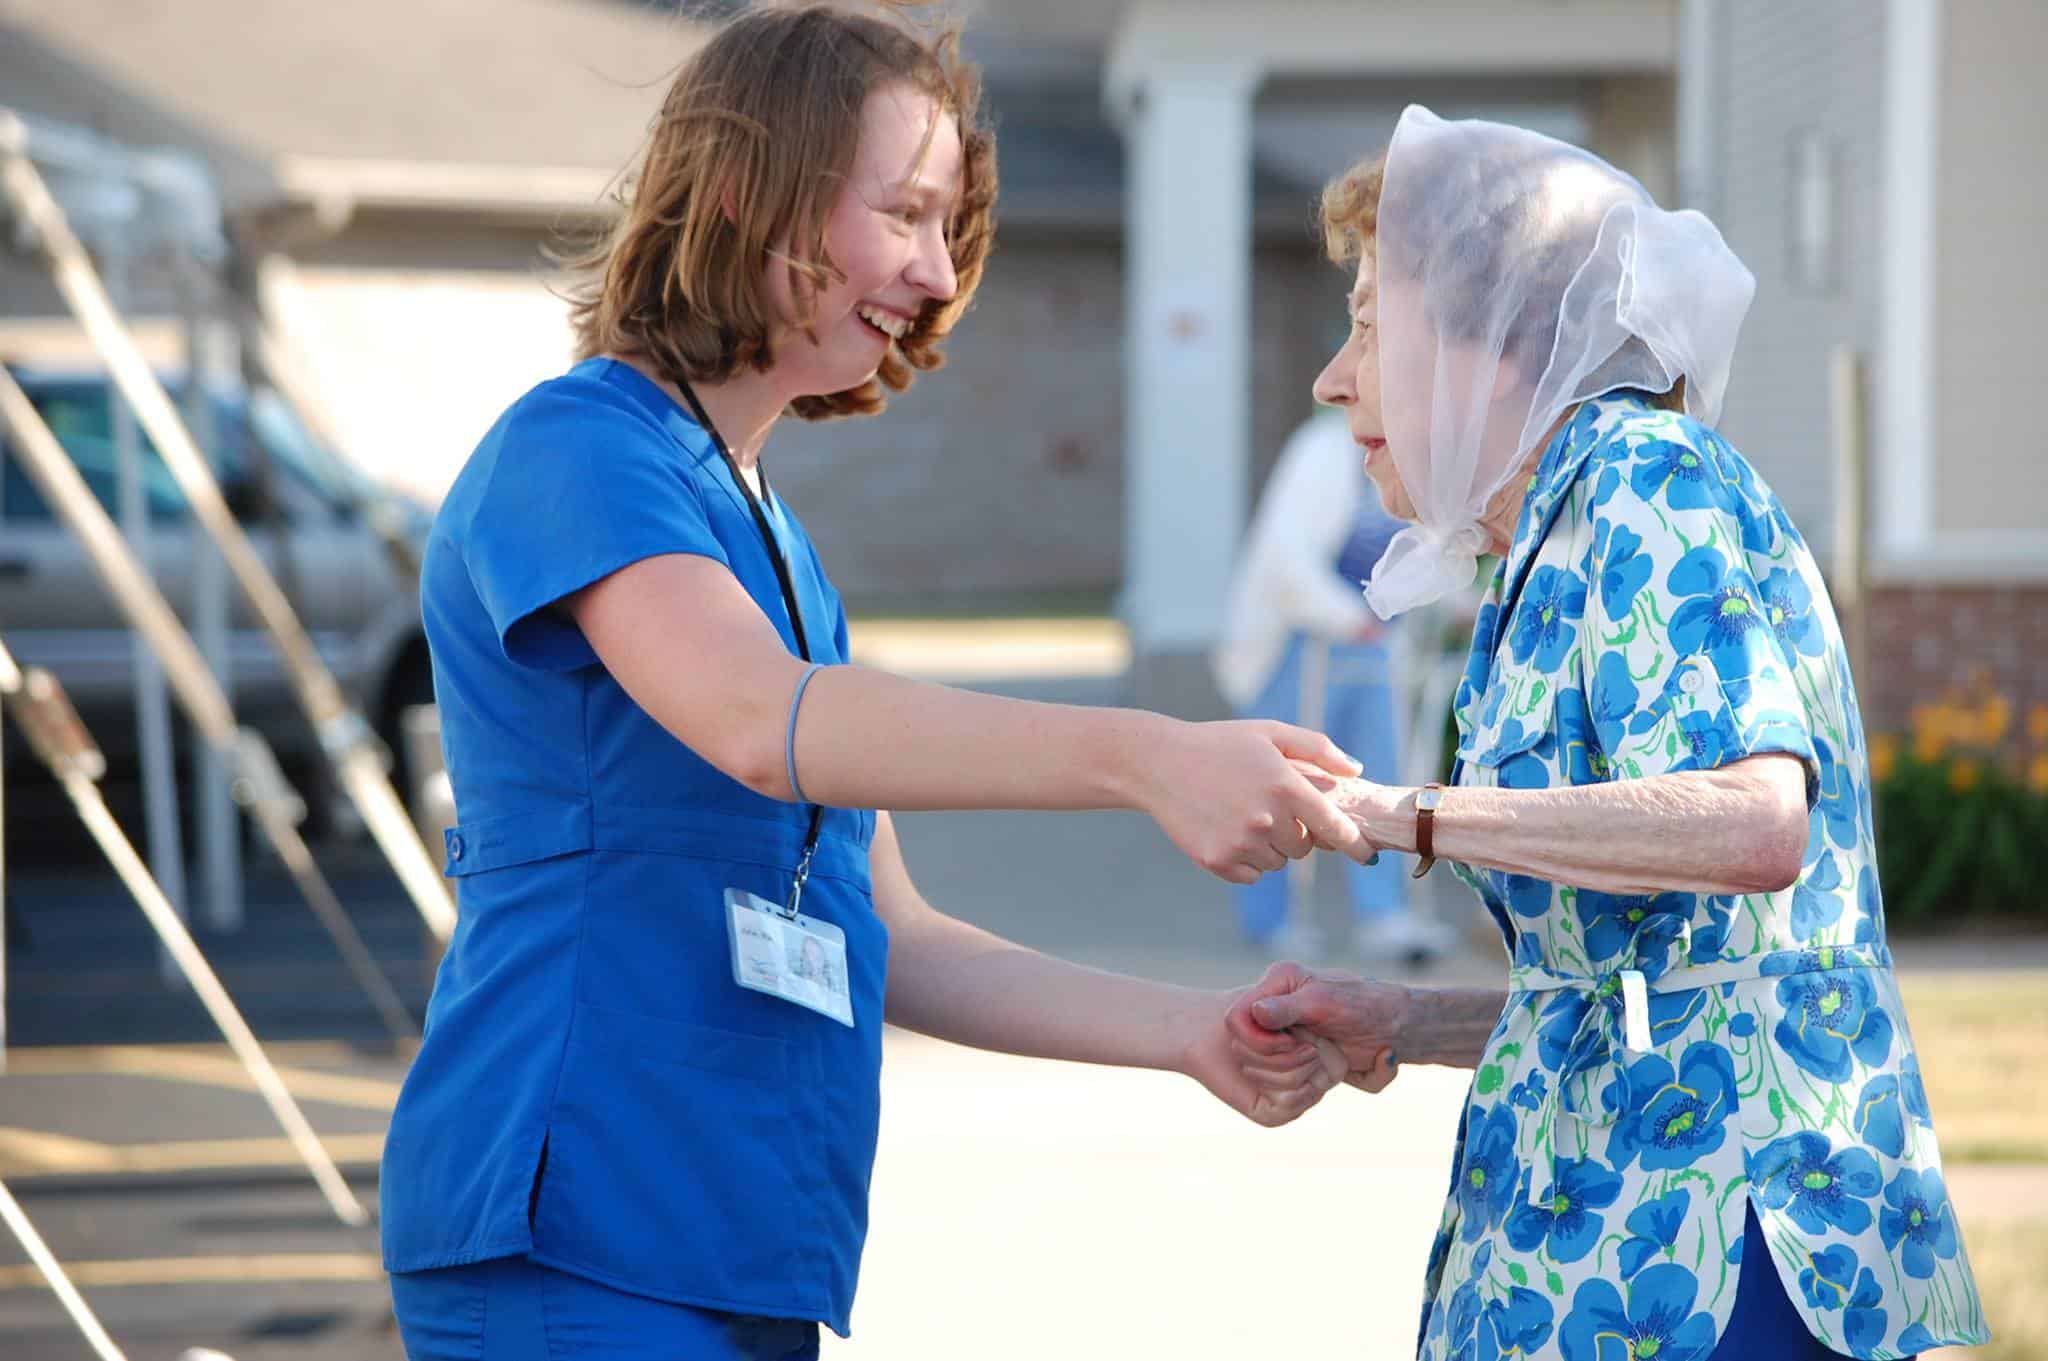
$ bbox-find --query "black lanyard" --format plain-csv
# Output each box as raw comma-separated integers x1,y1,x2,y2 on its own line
670,371,824,911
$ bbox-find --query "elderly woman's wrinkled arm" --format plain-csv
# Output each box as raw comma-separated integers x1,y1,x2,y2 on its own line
1320,753,1810,897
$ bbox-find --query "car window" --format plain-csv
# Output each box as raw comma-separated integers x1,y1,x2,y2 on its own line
2,385,191,524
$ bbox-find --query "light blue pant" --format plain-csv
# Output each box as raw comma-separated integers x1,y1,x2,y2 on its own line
1234,632,1408,943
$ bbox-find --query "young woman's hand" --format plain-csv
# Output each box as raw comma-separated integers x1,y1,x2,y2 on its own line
1179,984,1348,1127
1128,721,1365,884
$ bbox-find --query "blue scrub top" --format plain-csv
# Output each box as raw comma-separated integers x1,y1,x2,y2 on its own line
380,357,885,1337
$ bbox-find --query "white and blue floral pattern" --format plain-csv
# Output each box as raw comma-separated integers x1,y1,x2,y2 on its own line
1416,394,1989,1361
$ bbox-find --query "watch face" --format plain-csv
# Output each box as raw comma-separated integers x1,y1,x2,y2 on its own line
1417,788,1444,812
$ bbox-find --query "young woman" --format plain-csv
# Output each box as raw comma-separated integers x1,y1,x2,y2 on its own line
379,10,1366,1359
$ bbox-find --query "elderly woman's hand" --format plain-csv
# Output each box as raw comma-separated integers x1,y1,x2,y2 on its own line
1287,763,1404,865
1227,962,1407,1095
1184,975,1350,1126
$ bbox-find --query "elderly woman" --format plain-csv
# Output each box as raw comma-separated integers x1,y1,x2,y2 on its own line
1239,108,1989,1361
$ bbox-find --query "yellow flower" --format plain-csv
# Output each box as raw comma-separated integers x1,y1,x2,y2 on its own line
1911,708,1948,763
1870,734,1900,783
1948,759,1981,793
2029,753,2048,794
2028,704,2048,746
1980,693,2013,746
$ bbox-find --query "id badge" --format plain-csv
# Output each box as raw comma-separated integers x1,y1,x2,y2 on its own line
724,887,854,1027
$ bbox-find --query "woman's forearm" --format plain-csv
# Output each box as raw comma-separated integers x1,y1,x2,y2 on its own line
883,905,1204,1071
1398,987,1506,1068
1346,755,1809,896
792,665,1161,812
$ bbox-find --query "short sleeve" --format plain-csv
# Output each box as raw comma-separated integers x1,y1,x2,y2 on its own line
464,388,729,671
1577,427,1820,803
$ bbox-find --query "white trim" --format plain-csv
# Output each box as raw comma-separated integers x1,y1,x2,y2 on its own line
275,156,616,218
1107,2,1676,116
1675,0,1719,215
1870,533,2048,586
1876,0,1940,557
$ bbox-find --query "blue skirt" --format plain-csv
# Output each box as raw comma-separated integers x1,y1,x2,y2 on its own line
389,1254,820,1361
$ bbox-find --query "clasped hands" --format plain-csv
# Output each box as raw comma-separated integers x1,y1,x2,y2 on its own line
1183,961,1411,1128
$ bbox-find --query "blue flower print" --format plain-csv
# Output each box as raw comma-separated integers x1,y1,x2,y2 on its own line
1749,1131,1882,1235
1537,990,1595,1073
1852,1075,1908,1159
1674,707,1734,772
1457,1104,1521,1241
1483,1287,1555,1360
1844,1266,1888,1353
1899,1054,1932,1124
1593,518,1654,619
1897,1322,1939,1354
1444,1279,1484,1359
1774,966,1895,1082
1797,1242,1858,1311
1629,437,1728,513
1509,1069,1549,1114
1506,1157,1623,1263
1880,1168,1959,1279
1508,565,1588,673
1575,892,1690,964
1503,872,1554,918
1559,1263,1718,1361
1556,688,1609,785
1808,738,1861,851
1758,567,1826,658
1791,852,1846,941
1727,1010,1757,1039
1667,547,1765,664
1618,1189,1689,1279
1590,650,1640,755
1851,864,1882,946
1607,1042,1737,1173
1689,896,1735,961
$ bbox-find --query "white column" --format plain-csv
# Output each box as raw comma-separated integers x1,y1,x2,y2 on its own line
1119,63,1258,655
1875,0,1940,565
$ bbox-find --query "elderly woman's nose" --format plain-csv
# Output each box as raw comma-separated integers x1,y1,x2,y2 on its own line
1313,349,1355,406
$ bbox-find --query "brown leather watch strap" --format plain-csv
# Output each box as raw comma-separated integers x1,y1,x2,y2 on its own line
1412,782,1445,879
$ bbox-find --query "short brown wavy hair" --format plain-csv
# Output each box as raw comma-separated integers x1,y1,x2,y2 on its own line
1318,152,1386,269
562,4,997,421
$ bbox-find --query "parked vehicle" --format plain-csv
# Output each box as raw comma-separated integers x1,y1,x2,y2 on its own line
0,365,433,824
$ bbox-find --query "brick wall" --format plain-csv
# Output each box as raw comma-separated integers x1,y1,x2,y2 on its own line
1857,585,2048,739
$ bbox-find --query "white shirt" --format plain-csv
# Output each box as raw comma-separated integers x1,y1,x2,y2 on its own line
1211,412,1383,709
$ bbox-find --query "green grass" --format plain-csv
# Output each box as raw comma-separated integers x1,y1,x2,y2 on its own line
1897,971,2048,1165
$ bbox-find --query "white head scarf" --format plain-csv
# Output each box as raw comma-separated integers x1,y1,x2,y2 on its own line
1364,105,1756,618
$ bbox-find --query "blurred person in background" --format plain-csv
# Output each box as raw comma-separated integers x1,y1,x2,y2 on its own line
1238,107,1989,1361
1214,407,1454,965
378,9,1367,1360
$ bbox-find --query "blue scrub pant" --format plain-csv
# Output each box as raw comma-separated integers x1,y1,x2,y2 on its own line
389,1255,820,1361
1234,632,1408,942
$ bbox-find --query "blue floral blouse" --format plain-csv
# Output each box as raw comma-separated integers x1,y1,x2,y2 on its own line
1416,393,1989,1361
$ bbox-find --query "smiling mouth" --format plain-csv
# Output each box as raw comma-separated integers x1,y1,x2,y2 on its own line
854,303,910,341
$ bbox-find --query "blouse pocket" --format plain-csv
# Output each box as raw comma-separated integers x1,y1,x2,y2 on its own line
1458,680,1559,790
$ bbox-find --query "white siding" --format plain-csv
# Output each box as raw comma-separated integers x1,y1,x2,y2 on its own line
1705,0,1886,561
1933,0,2048,537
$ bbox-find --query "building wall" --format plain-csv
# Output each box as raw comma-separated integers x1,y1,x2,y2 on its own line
768,233,1335,605
1864,585,2048,742
1706,0,1886,563
279,215,1336,604
1932,0,2048,536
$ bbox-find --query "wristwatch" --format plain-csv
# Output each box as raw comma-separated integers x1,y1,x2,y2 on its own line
1411,782,1446,879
